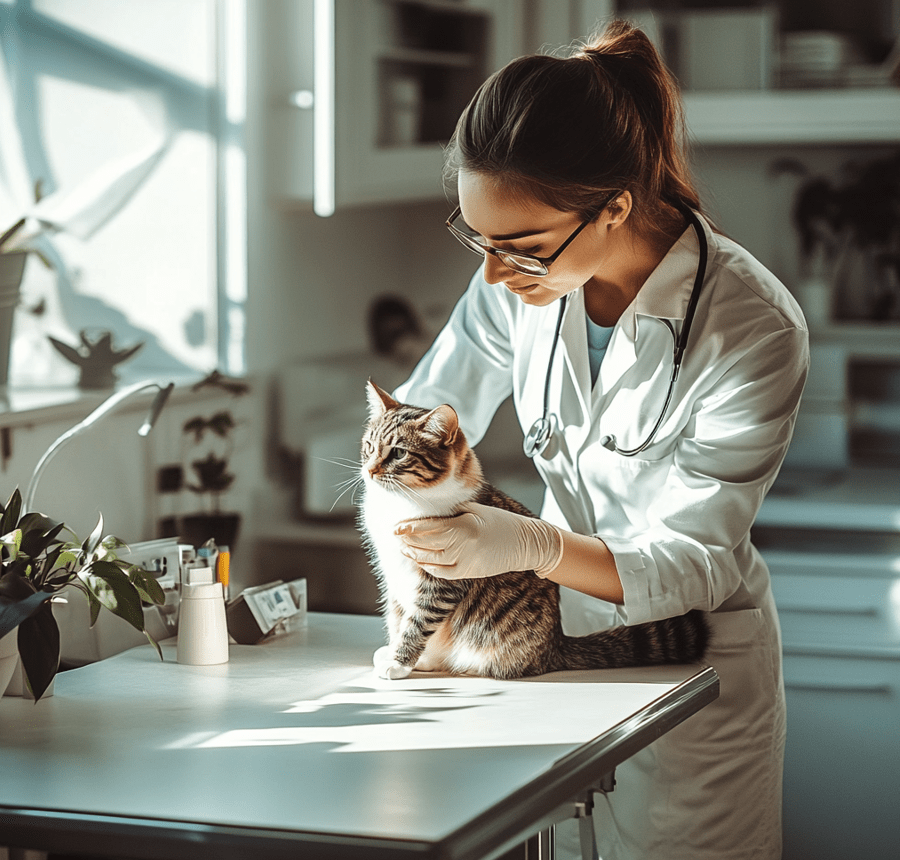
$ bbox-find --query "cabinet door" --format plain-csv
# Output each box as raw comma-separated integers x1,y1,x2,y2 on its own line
333,0,523,209
782,654,900,860
270,0,523,213
771,571,900,656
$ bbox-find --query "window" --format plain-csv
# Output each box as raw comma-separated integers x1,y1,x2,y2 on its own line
0,0,246,388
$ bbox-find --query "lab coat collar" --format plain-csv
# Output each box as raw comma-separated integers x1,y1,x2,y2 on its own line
559,288,593,420
620,210,714,341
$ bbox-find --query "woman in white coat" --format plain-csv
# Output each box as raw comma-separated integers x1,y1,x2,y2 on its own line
394,21,809,860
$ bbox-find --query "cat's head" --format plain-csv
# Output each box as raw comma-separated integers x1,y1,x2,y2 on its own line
361,380,481,495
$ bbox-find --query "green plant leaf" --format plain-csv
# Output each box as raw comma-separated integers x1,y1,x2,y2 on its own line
183,416,208,442
0,488,22,536
1,528,22,561
48,336,86,367
0,589,53,639
45,569,76,590
17,599,60,701
145,629,163,661
81,560,145,631
0,569,36,601
83,515,104,558
126,565,166,606
1,556,31,581
208,411,236,437
101,535,128,552
86,587,102,628
53,549,80,570
18,515,65,558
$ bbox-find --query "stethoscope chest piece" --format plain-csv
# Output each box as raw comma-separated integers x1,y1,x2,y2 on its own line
524,416,553,459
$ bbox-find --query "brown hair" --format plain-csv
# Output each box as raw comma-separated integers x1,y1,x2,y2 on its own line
444,20,703,243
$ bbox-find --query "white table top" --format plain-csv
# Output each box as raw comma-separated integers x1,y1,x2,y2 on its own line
0,612,718,860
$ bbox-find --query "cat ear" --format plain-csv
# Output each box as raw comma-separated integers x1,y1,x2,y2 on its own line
422,404,459,446
366,379,398,419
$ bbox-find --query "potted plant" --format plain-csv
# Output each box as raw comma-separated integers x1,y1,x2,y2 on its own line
0,208,48,388
792,149,900,322
175,372,250,550
0,488,165,701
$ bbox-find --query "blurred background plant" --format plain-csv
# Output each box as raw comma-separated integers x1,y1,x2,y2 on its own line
792,149,900,322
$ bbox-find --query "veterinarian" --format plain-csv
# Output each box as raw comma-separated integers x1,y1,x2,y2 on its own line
393,20,809,860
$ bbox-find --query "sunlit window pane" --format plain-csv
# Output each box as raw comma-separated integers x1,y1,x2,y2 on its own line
1,0,242,386
33,0,216,86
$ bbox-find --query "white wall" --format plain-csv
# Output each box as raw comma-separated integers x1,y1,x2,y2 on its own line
244,4,480,377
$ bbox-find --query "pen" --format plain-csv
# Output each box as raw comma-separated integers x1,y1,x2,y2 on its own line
217,546,231,599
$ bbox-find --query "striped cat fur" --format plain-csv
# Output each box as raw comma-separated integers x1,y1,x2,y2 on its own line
360,381,710,681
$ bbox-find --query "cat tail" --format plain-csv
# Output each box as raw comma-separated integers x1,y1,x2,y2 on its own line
553,610,710,671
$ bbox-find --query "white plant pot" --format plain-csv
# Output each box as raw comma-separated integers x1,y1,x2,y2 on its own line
0,630,19,697
0,250,27,387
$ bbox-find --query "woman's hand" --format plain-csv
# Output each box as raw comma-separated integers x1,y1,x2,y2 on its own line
395,502,563,580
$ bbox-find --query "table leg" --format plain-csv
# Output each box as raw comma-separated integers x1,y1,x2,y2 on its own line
578,812,598,860
523,826,554,859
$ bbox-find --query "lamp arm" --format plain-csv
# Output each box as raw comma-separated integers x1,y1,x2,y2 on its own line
23,380,175,513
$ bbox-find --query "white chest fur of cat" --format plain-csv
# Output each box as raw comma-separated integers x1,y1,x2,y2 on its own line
361,472,476,679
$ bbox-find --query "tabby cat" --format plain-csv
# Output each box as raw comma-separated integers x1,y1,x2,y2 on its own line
359,381,709,681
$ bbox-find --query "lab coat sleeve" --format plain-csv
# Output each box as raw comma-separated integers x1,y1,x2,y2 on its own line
393,269,515,446
609,326,809,623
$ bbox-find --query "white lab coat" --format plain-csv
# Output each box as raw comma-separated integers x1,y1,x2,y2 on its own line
395,212,809,859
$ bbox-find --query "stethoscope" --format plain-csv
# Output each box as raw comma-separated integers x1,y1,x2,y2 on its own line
523,208,708,459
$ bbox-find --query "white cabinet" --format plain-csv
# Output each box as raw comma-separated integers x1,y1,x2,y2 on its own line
266,0,523,214
780,653,900,860
756,475,900,860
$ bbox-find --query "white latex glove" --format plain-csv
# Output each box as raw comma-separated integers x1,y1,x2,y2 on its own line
395,502,563,580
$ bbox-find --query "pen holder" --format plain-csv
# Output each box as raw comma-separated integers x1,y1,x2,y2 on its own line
176,581,229,665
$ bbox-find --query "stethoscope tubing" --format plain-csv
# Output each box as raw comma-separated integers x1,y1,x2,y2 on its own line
525,207,708,459
542,295,568,423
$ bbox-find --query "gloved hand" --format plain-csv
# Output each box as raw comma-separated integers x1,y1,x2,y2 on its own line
395,502,564,580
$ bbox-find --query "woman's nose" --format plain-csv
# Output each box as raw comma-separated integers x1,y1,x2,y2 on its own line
482,253,509,285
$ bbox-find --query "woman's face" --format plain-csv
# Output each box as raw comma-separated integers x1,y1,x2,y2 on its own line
456,169,616,307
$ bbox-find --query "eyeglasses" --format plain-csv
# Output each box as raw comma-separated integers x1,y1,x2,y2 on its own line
445,191,619,277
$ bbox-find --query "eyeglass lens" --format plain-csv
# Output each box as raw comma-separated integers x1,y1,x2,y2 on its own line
450,230,548,275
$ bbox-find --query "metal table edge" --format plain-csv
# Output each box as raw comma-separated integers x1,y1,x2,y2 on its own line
439,664,720,860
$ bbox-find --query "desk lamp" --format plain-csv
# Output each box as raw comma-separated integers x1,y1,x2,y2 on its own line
23,380,175,512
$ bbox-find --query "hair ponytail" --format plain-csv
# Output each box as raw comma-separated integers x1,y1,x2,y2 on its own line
445,20,705,242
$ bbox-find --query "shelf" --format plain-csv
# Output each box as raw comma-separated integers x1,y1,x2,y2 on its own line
379,48,479,68
683,88,900,145
0,374,210,430
808,322,900,359
757,467,900,531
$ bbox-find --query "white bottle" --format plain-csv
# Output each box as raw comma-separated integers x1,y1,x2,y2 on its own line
177,567,229,665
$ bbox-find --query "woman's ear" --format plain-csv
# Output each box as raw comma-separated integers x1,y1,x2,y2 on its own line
605,190,633,231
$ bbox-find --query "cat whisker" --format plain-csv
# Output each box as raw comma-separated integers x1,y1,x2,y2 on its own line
394,482,427,505
315,456,362,470
331,475,365,511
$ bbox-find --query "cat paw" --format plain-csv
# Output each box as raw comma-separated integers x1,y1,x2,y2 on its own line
373,646,413,680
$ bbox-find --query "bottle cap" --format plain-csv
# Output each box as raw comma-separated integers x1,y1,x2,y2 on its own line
183,581,224,600
186,566,214,585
